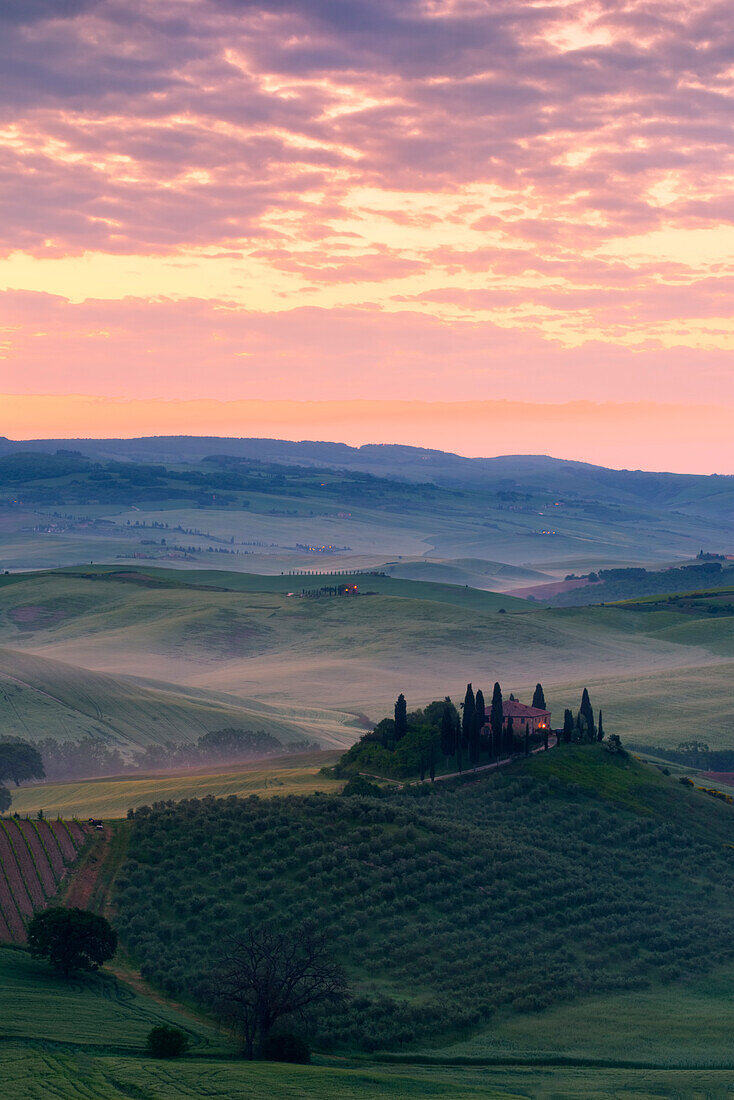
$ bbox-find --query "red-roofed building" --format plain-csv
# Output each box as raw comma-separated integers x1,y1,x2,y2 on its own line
482,699,551,737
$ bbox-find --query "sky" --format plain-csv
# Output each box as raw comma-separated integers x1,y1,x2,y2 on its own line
0,0,732,472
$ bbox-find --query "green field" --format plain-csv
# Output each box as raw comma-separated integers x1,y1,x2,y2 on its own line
10,752,342,818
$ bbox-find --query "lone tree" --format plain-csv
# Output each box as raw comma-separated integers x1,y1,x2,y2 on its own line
506,715,514,753
209,925,346,1059
532,683,546,711
454,712,463,772
27,907,117,977
394,694,408,742
0,740,44,787
597,710,605,742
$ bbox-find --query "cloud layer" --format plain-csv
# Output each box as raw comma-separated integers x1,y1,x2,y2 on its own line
0,0,732,464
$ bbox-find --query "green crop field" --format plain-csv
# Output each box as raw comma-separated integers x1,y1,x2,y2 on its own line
10,752,343,819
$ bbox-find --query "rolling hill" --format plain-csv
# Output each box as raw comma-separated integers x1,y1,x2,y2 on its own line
0,442,733,580
0,645,359,752
0,566,733,753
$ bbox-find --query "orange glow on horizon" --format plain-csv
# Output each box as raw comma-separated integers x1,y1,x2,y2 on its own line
0,395,730,475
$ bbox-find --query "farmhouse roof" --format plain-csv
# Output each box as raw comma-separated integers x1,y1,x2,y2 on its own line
501,700,550,718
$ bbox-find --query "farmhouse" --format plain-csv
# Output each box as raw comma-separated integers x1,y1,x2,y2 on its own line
483,700,551,736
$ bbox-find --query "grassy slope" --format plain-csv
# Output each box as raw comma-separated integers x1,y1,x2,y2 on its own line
2,566,732,752
11,752,343,818
0,646,357,751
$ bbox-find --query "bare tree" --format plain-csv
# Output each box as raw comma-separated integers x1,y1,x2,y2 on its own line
207,924,347,1058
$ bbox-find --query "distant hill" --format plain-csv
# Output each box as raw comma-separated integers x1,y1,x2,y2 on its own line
1,434,732,509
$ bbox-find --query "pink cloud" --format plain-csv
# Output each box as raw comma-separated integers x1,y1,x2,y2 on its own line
0,0,732,432
2,289,733,405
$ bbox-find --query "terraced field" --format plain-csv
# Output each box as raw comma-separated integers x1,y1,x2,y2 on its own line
0,818,87,942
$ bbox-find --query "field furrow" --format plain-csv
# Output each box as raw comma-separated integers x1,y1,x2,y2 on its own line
17,821,57,896
36,821,66,877
0,860,25,941
0,827,34,918
65,820,85,845
2,822,45,908
50,821,77,863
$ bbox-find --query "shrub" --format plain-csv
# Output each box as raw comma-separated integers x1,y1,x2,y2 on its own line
342,774,383,798
145,1025,190,1058
260,1031,311,1063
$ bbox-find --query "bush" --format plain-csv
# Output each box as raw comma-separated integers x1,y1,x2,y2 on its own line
342,774,383,798
145,1025,190,1058
260,1032,311,1063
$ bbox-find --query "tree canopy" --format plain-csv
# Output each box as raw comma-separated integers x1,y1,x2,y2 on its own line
27,907,117,977
0,740,44,787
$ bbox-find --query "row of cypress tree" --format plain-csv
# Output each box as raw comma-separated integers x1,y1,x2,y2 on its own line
395,681,602,774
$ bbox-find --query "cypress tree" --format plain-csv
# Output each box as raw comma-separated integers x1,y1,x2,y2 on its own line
490,682,503,755
394,693,408,742
506,715,514,754
532,683,546,710
475,688,486,725
469,711,481,768
462,684,475,750
543,725,549,751
563,708,574,743
524,725,530,756
440,705,454,762
580,688,595,738
597,710,605,742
